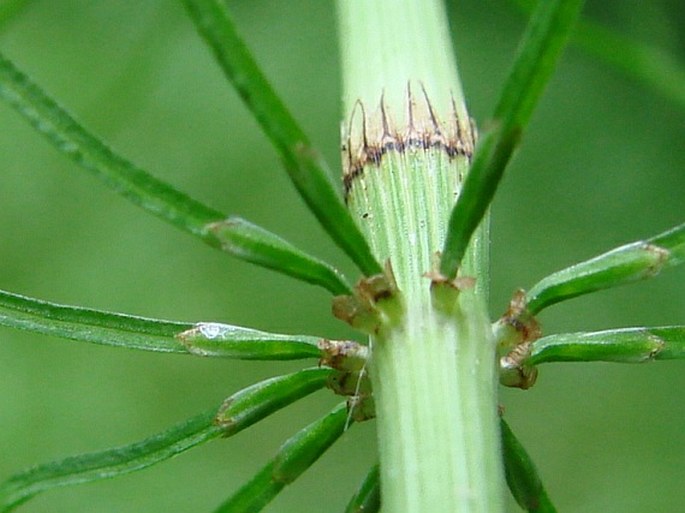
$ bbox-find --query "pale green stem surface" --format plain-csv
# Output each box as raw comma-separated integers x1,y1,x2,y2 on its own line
338,1,503,512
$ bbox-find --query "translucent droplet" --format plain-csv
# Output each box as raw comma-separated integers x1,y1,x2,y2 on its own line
198,322,227,339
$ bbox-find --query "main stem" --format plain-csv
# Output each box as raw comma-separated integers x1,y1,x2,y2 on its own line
337,1,504,512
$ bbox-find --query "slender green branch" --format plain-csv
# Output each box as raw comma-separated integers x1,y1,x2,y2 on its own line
0,51,221,238
438,127,517,279
0,288,190,353
573,20,685,110
527,326,685,365
526,223,685,315
215,367,333,434
501,419,557,513
0,409,221,512
0,288,327,360
177,322,322,360
344,464,380,513
510,0,685,110
493,0,585,123
0,368,330,512
180,0,382,277
213,402,349,513
208,217,352,295
440,0,585,279
0,52,350,293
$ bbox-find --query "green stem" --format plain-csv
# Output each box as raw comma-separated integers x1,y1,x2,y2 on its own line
213,403,349,512
0,52,351,293
0,409,223,512
439,0,585,279
345,464,381,513
526,222,685,315
0,368,330,511
181,0,381,277
511,0,685,110
501,419,557,513
338,1,503,512
527,326,685,365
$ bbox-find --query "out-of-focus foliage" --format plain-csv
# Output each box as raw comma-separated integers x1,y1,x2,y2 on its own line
0,0,683,511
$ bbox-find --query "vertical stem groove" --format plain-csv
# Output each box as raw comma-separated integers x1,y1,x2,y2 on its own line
337,1,504,511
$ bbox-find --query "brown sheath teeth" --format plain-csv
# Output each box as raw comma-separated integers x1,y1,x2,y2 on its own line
342,83,477,200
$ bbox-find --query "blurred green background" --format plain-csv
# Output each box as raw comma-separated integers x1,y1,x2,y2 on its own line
0,0,683,511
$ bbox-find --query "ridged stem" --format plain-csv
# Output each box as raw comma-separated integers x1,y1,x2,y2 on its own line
337,1,503,512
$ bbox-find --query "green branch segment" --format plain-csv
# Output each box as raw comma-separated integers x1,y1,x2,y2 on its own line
0,288,327,360
526,223,685,315
215,367,332,435
0,288,190,354
527,326,685,365
344,464,381,513
177,322,322,360
573,19,685,111
501,419,557,513
511,0,685,110
0,368,330,512
213,402,349,513
208,217,351,295
180,0,381,277
0,51,221,239
0,52,350,294
439,0,585,279
0,410,221,513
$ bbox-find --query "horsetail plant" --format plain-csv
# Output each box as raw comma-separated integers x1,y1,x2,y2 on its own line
1,0,684,512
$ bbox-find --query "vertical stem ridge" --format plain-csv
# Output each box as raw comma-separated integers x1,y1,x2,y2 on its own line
338,2,504,511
